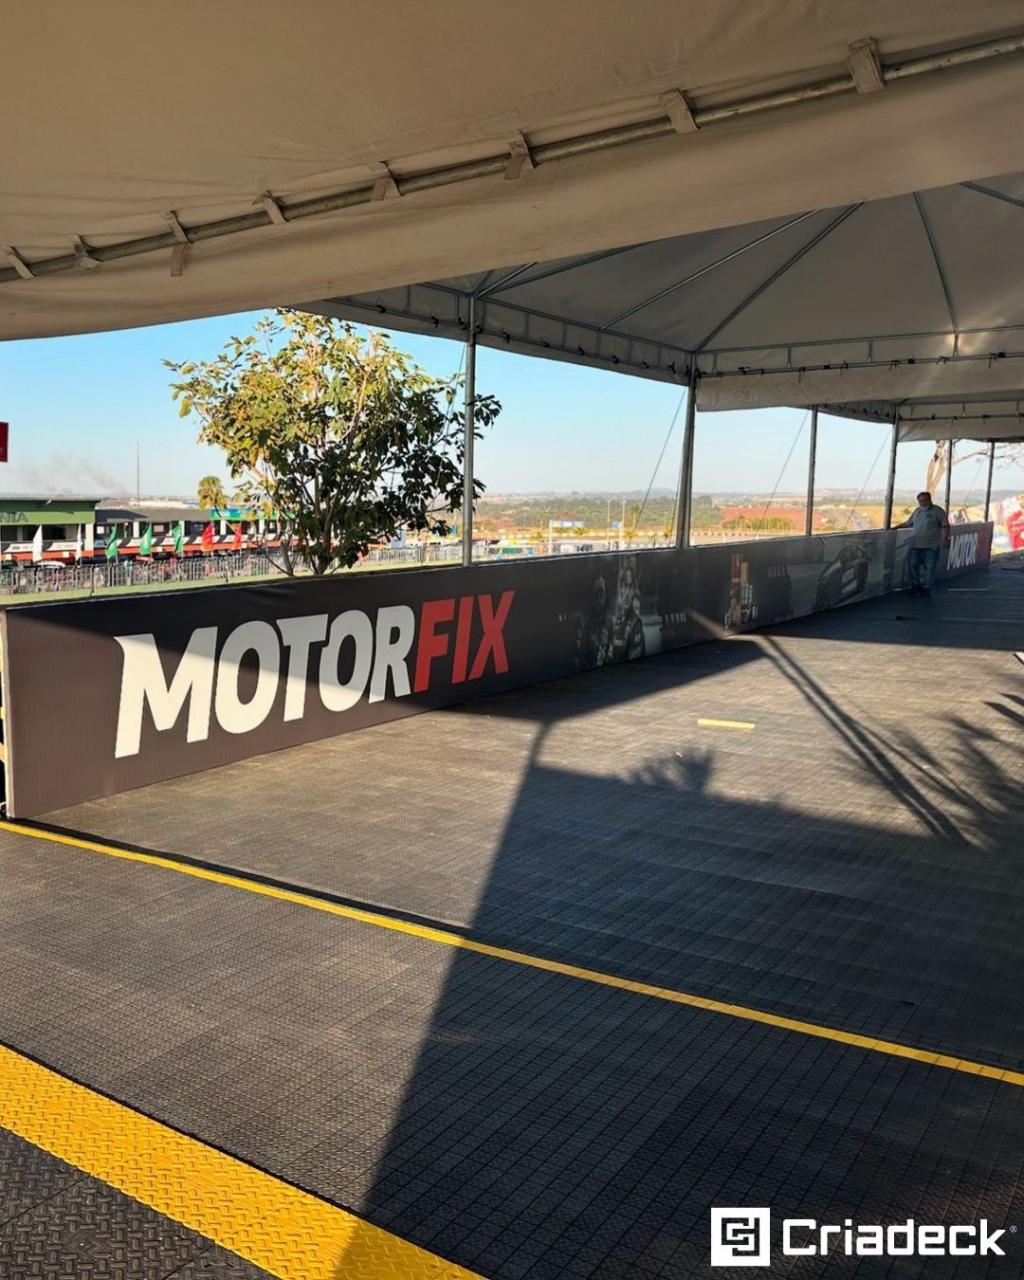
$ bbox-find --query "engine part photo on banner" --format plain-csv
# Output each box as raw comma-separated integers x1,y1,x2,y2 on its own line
717,547,796,630
724,553,757,630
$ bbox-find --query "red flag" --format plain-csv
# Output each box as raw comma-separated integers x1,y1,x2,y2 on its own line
0,421,8,462
201,522,215,550
232,523,243,550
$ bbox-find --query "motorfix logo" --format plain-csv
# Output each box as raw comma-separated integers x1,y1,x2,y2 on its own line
113,591,515,757
710,1208,1009,1266
947,531,979,570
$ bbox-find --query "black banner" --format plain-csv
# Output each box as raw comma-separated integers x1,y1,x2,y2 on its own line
0,524,991,816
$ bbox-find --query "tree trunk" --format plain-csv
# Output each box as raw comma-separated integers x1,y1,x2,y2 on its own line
926,446,946,495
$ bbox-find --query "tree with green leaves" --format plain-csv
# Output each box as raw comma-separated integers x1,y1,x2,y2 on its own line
690,493,723,528
167,311,500,574
722,515,792,533
197,475,228,511
624,502,644,543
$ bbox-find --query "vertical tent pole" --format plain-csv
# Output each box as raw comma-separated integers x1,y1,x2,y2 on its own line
462,297,476,567
804,406,818,537
984,440,996,521
883,413,899,528
943,439,954,512
674,368,697,548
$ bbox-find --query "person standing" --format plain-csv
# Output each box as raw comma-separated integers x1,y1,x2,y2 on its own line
895,491,950,596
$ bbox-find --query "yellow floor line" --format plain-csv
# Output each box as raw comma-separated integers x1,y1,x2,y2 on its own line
697,718,756,731
0,1042,481,1280
2,819,1021,1091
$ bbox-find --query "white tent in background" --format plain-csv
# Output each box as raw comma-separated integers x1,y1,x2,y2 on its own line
313,166,1024,531
1,2,1023,343
314,172,1024,440
811,395,1024,445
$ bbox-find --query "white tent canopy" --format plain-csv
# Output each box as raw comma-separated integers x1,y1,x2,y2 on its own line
820,393,1024,443
2,2,1024,344
315,170,1024,443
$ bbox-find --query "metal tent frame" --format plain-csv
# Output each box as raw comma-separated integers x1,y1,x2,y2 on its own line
314,172,1024,563
3,28,1022,293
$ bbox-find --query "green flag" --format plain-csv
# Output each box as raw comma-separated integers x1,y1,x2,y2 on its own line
172,521,185,556
105,523,119,561
139,524,154,556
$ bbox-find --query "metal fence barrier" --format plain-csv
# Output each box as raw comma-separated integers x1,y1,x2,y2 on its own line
0,537,685,600
0,551,284,598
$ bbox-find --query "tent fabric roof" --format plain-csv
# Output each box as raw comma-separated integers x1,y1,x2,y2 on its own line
820,395,1024,443
2,2,1024,341
315,171,1024,441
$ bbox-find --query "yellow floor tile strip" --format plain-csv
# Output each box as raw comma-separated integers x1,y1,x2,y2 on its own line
2,819,1022,1091
0,1042,480,1280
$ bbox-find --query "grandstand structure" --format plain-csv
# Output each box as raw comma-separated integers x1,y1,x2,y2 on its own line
0,496,279,563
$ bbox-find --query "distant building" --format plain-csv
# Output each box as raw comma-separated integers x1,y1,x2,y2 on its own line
0,494,280,563
0,495,101,561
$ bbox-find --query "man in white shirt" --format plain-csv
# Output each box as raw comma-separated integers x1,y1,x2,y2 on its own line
895,491,950,597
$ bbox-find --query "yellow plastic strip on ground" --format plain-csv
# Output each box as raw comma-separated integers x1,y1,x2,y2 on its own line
0,1042,480,1280
2,819,1022,1091
696,718,756,730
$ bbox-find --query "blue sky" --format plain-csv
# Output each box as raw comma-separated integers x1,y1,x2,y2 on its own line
0,310,1020,499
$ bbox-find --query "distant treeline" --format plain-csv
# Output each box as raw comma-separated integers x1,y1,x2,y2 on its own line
473,487,1011,534
474,493,763,533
